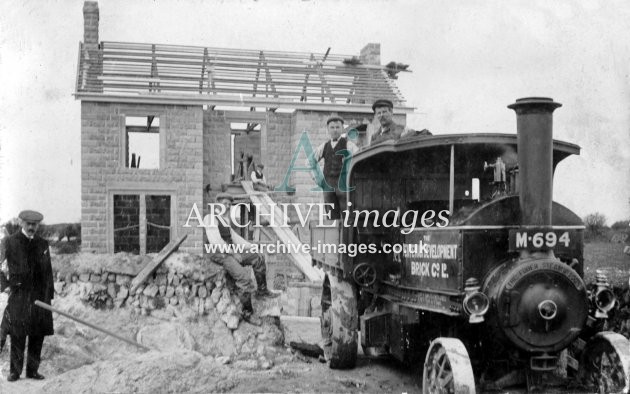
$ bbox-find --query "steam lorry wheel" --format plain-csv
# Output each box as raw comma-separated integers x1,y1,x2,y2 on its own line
579,332,630,394
320,274,358,369
423,337,476,394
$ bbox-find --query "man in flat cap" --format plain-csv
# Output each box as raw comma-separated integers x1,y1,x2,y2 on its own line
3,210,53,382
370,99,431,145
311,115,358,220
204,193,278,326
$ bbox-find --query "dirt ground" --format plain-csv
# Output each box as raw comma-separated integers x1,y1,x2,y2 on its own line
0,303,420,394
0,298,601,394
0,313,598,394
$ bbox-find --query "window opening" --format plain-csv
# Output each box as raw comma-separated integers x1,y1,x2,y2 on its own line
125,116,160,169
146,195,171,253
113,194,140,254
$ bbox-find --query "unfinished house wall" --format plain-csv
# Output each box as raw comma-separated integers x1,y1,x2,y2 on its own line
252,112,298,285
263,112,293,196
203,110,231,207
81,102,203,254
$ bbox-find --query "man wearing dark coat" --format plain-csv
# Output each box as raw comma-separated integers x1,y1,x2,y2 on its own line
3,210,54,382
369,99,432,145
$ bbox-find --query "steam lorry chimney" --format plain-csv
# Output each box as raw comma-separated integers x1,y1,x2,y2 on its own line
508,97,562,227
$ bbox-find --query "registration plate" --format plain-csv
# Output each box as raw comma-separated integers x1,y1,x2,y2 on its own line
508,229,577,252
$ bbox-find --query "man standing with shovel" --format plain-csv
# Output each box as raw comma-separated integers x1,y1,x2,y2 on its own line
3,210,54,382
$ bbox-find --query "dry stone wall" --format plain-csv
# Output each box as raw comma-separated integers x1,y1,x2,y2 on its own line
55,253,252,329
52,252,322,324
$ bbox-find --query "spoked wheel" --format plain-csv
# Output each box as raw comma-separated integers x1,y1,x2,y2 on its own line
320,274,358,369
423,338,476,394
579,332,630,394
352,263,377,287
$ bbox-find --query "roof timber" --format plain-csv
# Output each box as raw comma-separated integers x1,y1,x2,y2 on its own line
76,41,409,109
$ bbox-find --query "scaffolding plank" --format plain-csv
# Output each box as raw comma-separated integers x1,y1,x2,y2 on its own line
240,181,324,282
129,234,188,293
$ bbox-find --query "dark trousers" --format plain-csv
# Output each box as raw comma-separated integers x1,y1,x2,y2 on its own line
10,335,44,376
323,187,348,220
211,252,265,296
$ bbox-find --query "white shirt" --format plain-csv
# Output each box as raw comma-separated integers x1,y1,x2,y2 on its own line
21,229,34,240
313,135,359,163
250,171,267,184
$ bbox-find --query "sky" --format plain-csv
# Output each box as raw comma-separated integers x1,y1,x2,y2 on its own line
0,0,629,225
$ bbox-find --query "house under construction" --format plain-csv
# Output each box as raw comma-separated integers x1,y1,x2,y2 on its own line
75,1,412,279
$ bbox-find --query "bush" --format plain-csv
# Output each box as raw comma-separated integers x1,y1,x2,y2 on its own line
54,240,81,255
2,219,20,236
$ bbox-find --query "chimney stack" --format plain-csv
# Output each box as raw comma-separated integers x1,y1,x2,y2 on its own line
81,1,102,92
83,1,99,48
508,97,562,227
359,43,381,66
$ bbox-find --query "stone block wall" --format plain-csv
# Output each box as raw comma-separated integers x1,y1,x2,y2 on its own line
81,102,203,254
203,110,231,208
53,252,320,320
261,112,293,198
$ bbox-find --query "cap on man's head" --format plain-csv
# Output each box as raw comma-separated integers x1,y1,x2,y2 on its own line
18,210,44,222
351,124,368,132
257,164,264,169
215,193,234,202
326,116,344,125
372,99,394,112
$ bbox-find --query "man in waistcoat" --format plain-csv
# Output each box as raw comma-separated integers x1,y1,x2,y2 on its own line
312,116,358,220
3,210,54,382
250,164,270,191
204,193,279,326
370,99,431,145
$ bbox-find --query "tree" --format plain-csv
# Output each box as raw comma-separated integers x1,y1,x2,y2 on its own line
584,212,607,235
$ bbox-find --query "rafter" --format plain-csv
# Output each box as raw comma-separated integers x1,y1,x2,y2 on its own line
76,41,408,108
